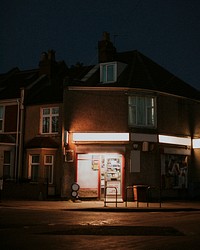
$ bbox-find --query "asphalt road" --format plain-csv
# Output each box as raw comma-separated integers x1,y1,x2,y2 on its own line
0,206,200,250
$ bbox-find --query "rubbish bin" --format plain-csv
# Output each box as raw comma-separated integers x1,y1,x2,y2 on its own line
133,185,149,202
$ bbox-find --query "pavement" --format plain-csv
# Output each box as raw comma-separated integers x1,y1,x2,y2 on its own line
1,199,200,212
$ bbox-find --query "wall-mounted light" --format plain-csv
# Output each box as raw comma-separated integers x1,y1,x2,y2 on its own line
64,131,69,145
133,143,139,150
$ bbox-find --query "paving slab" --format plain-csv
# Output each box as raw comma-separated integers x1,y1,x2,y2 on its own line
1,199,200,212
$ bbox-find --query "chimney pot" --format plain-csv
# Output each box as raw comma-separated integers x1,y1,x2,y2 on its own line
98,32,116,63
103,31,110,41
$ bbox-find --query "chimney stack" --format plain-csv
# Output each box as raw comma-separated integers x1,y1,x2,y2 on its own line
39,50,56,77
98,32,116,63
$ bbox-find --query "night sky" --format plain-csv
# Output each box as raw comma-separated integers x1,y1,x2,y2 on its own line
1,0,200,90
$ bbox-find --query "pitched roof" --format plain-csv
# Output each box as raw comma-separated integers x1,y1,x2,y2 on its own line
0,62,68,105
67,50,200,100
0,134,16,144
0,68,39,99
0,60,93,105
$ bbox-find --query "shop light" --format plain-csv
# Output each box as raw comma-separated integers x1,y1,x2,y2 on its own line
193,139,200,149
64,131,69,145
72,133,129,142
158,135,191,146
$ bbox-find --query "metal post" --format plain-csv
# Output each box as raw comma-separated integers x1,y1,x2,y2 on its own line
104,186,118,207
125,186,133,207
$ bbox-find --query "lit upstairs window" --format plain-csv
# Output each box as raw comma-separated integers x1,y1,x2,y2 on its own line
41,107,59,134
128,95,156,128
100,62,117,83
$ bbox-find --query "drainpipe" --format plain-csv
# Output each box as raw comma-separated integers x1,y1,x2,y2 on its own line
14,99,20,180
17,88,25,180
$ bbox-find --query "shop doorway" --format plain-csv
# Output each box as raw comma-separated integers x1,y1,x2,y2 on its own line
77,153,123,199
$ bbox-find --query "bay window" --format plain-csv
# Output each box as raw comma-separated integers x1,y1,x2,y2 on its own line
29,155,40,182
44,155,54,184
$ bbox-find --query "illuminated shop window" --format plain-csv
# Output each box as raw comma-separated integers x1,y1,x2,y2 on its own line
161,154,188,189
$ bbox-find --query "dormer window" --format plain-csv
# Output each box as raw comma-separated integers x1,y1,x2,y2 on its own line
100,62,117,83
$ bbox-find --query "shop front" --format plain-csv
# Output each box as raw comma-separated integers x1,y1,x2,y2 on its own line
159,135,191,198
71,132,129,200
160,147,190,198
77,153,124,200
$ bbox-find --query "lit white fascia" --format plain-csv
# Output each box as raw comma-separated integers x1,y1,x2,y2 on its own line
158,135,191,146
193,139,200,149
73,133,129,142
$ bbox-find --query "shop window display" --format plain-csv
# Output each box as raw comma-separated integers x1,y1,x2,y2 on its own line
161,154,188,189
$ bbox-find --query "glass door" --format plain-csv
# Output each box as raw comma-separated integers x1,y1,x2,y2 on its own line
100,154,122,199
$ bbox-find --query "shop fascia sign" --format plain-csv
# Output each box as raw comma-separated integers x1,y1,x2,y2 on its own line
158,135,191,147
72,132,129,142
70,132,200,148
157,134,200,149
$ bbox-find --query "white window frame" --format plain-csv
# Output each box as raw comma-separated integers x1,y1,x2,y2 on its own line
100,62,117,83
44,155,54,184
128,95,156,127
3,151,11,178
29,155,40,182
41,107,59,134
0,106,5,132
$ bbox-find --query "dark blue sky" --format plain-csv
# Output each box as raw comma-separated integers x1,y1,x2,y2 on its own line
1,0,200,90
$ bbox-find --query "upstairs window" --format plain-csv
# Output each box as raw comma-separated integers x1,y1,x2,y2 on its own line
0,106,4,131
128,95,156,127
100,62,117,83
41,107,59,134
